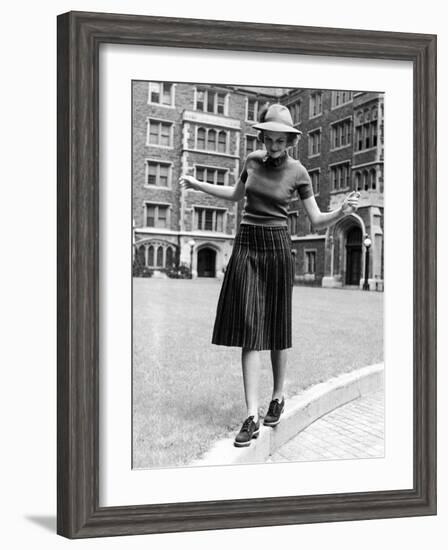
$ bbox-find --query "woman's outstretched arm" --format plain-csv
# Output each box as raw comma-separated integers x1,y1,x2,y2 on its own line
179,174,245,202
302,191,360,231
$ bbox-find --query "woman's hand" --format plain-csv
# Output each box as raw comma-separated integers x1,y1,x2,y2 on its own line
179,175,200,191
341,191,361,215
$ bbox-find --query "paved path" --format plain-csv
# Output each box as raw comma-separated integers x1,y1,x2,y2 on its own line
269,391,384,462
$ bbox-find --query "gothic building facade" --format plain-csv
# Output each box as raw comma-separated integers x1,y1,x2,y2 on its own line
132,81,384,289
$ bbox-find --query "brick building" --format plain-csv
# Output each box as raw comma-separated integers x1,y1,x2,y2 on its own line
132,81,384,289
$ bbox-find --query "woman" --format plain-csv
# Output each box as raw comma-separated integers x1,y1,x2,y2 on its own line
180,103,359,448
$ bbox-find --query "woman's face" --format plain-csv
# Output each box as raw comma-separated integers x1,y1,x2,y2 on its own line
263,131,289,158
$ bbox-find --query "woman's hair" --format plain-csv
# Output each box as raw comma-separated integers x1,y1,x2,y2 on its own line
256,102,300,147
257,130,299,147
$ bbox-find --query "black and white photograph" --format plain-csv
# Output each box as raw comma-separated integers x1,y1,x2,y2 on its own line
1,0,441,545
132,81,385,470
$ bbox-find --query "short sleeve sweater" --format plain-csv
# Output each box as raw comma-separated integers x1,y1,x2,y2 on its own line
240,150,314,227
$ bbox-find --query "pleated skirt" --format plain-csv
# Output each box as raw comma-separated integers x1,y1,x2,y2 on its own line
212,223,294,351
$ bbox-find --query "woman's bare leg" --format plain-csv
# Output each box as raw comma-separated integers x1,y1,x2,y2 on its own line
270,349,288,400
241,349,261,420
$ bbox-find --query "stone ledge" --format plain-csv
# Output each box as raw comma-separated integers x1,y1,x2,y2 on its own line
191,363,384,467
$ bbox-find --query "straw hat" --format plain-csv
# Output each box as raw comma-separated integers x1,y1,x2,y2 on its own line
252,104,302,135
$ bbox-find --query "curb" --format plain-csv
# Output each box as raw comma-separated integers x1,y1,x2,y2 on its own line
191,363,384,467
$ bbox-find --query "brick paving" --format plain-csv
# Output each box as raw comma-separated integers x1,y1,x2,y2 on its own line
270,391,384,462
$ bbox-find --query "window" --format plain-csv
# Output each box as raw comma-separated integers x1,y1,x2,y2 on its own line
355,108,378,151
245,135,259,154
331,91,353,108
305,251,316,274
287,100,302,124
157,207,167,227
287,212,299,235
197,128,206,149
330,162,350,192
364,124,371,149
362,170,368,190
216,94,226,115
355,168,377,191
156,246,164,267
139,243,176,269
207,129,217,150
195,166,227,186
147,245,155,265
309,170,320,195
145,161,171,187
371,122,378,147
218,131,227,153
331,118,352,149
308,129,321,156
247,99,259,121
288,101,301,123
369,168,377,190
194,208,225,232
196,89,206,111
196,127,229,153
147,119,173,147
217,171,225,186
309,92,323,118
145,203,170,228
195,88,227,115
148,82,174,106
166,247,174,268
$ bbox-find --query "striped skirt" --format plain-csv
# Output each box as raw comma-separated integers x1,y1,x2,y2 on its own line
212,224,294,351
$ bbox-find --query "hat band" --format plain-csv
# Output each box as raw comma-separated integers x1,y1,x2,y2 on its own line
252,121,302,134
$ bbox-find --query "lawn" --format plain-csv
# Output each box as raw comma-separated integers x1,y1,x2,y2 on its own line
133,278,383,469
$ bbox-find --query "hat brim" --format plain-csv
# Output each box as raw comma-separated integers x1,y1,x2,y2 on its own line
252,121,302,134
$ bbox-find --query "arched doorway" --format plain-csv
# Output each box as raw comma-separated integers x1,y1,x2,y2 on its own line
197,248,216,277
345,226,362,285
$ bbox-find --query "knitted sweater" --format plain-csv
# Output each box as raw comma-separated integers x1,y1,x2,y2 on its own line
240,150,314,227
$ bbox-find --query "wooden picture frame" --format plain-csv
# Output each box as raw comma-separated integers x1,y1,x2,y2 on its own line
57,10,437,538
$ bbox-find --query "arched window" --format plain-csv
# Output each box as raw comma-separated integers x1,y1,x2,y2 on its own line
166,247,174,268
363,170,369,191
207,129,217,150
355,172,361,191
370,169,377,190
218,131,226,153
197,127,206,149
147,245,154,266
156,246,164,267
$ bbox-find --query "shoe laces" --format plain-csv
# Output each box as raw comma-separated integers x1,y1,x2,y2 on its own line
241,416,254,432
268,399,282,416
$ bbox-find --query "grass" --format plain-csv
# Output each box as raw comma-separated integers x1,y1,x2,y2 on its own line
133,278,383,469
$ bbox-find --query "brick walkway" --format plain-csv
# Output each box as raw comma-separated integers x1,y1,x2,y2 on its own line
270,391,384,462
